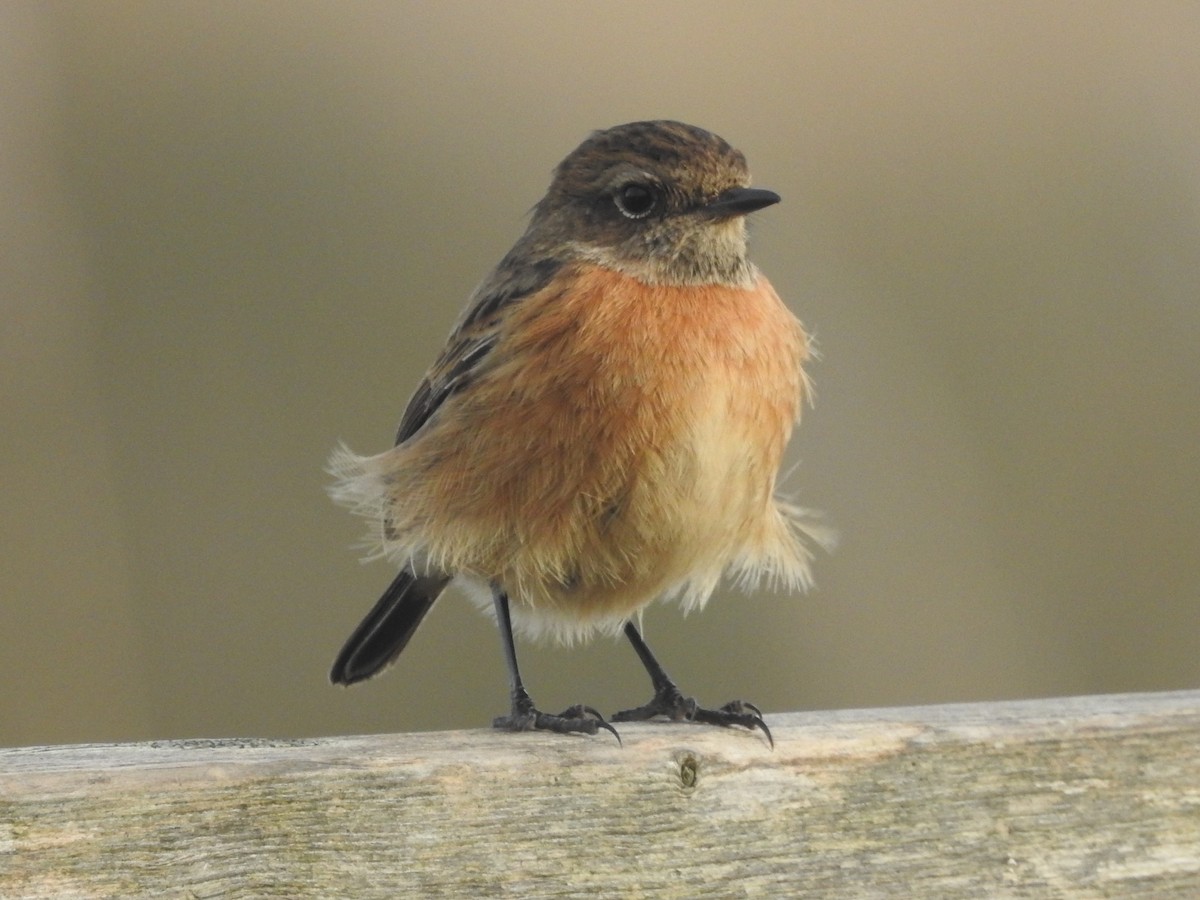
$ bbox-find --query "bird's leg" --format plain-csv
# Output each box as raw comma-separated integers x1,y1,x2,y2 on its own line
490,586,620,743
612,621,773,747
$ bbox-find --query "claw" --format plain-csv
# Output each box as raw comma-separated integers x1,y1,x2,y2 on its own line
716,700,773,749
559,705,622,745
685,700,774,747
494,698,622,744
490,589,621,743
735,700,763,717
614,691,773,747
616,621,773,746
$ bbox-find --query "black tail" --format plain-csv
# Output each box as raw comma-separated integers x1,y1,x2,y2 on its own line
330,567,450,685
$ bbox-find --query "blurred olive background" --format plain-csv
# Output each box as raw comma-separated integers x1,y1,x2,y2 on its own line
3,2,1198,748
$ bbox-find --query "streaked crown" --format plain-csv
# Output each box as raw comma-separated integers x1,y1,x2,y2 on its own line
525,120,778,287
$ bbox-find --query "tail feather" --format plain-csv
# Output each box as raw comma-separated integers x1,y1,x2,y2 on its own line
330,567,451,685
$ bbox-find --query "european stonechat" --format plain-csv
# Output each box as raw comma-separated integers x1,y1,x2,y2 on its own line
329,120,828,744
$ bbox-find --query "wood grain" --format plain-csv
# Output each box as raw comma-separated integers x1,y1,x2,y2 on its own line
2,690,1199,897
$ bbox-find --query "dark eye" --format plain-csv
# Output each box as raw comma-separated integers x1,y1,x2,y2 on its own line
613,182,658,219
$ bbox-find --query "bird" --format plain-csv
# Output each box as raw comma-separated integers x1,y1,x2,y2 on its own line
327,120,829,745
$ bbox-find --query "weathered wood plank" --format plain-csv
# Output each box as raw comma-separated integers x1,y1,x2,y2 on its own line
2,690,1199,897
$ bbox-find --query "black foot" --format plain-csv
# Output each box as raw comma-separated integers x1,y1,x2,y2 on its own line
494,693,621,744
613,685,773,748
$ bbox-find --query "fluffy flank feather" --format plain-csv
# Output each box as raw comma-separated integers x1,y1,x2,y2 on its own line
327,443,393,560
731,501,837,595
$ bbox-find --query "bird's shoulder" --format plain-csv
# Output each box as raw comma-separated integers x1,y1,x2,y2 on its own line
393,249,568,445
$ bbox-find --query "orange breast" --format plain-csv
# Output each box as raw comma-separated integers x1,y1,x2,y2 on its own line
389,263,810,620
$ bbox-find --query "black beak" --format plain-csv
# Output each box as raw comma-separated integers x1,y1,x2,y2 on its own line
702,187,781,218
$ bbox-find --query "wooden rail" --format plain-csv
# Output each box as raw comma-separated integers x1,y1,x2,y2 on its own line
2,690,1198,897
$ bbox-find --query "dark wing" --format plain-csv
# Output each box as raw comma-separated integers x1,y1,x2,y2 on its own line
393,332,497,445
393,254,565,445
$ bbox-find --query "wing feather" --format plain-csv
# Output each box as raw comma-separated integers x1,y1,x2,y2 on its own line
393,255,565,445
